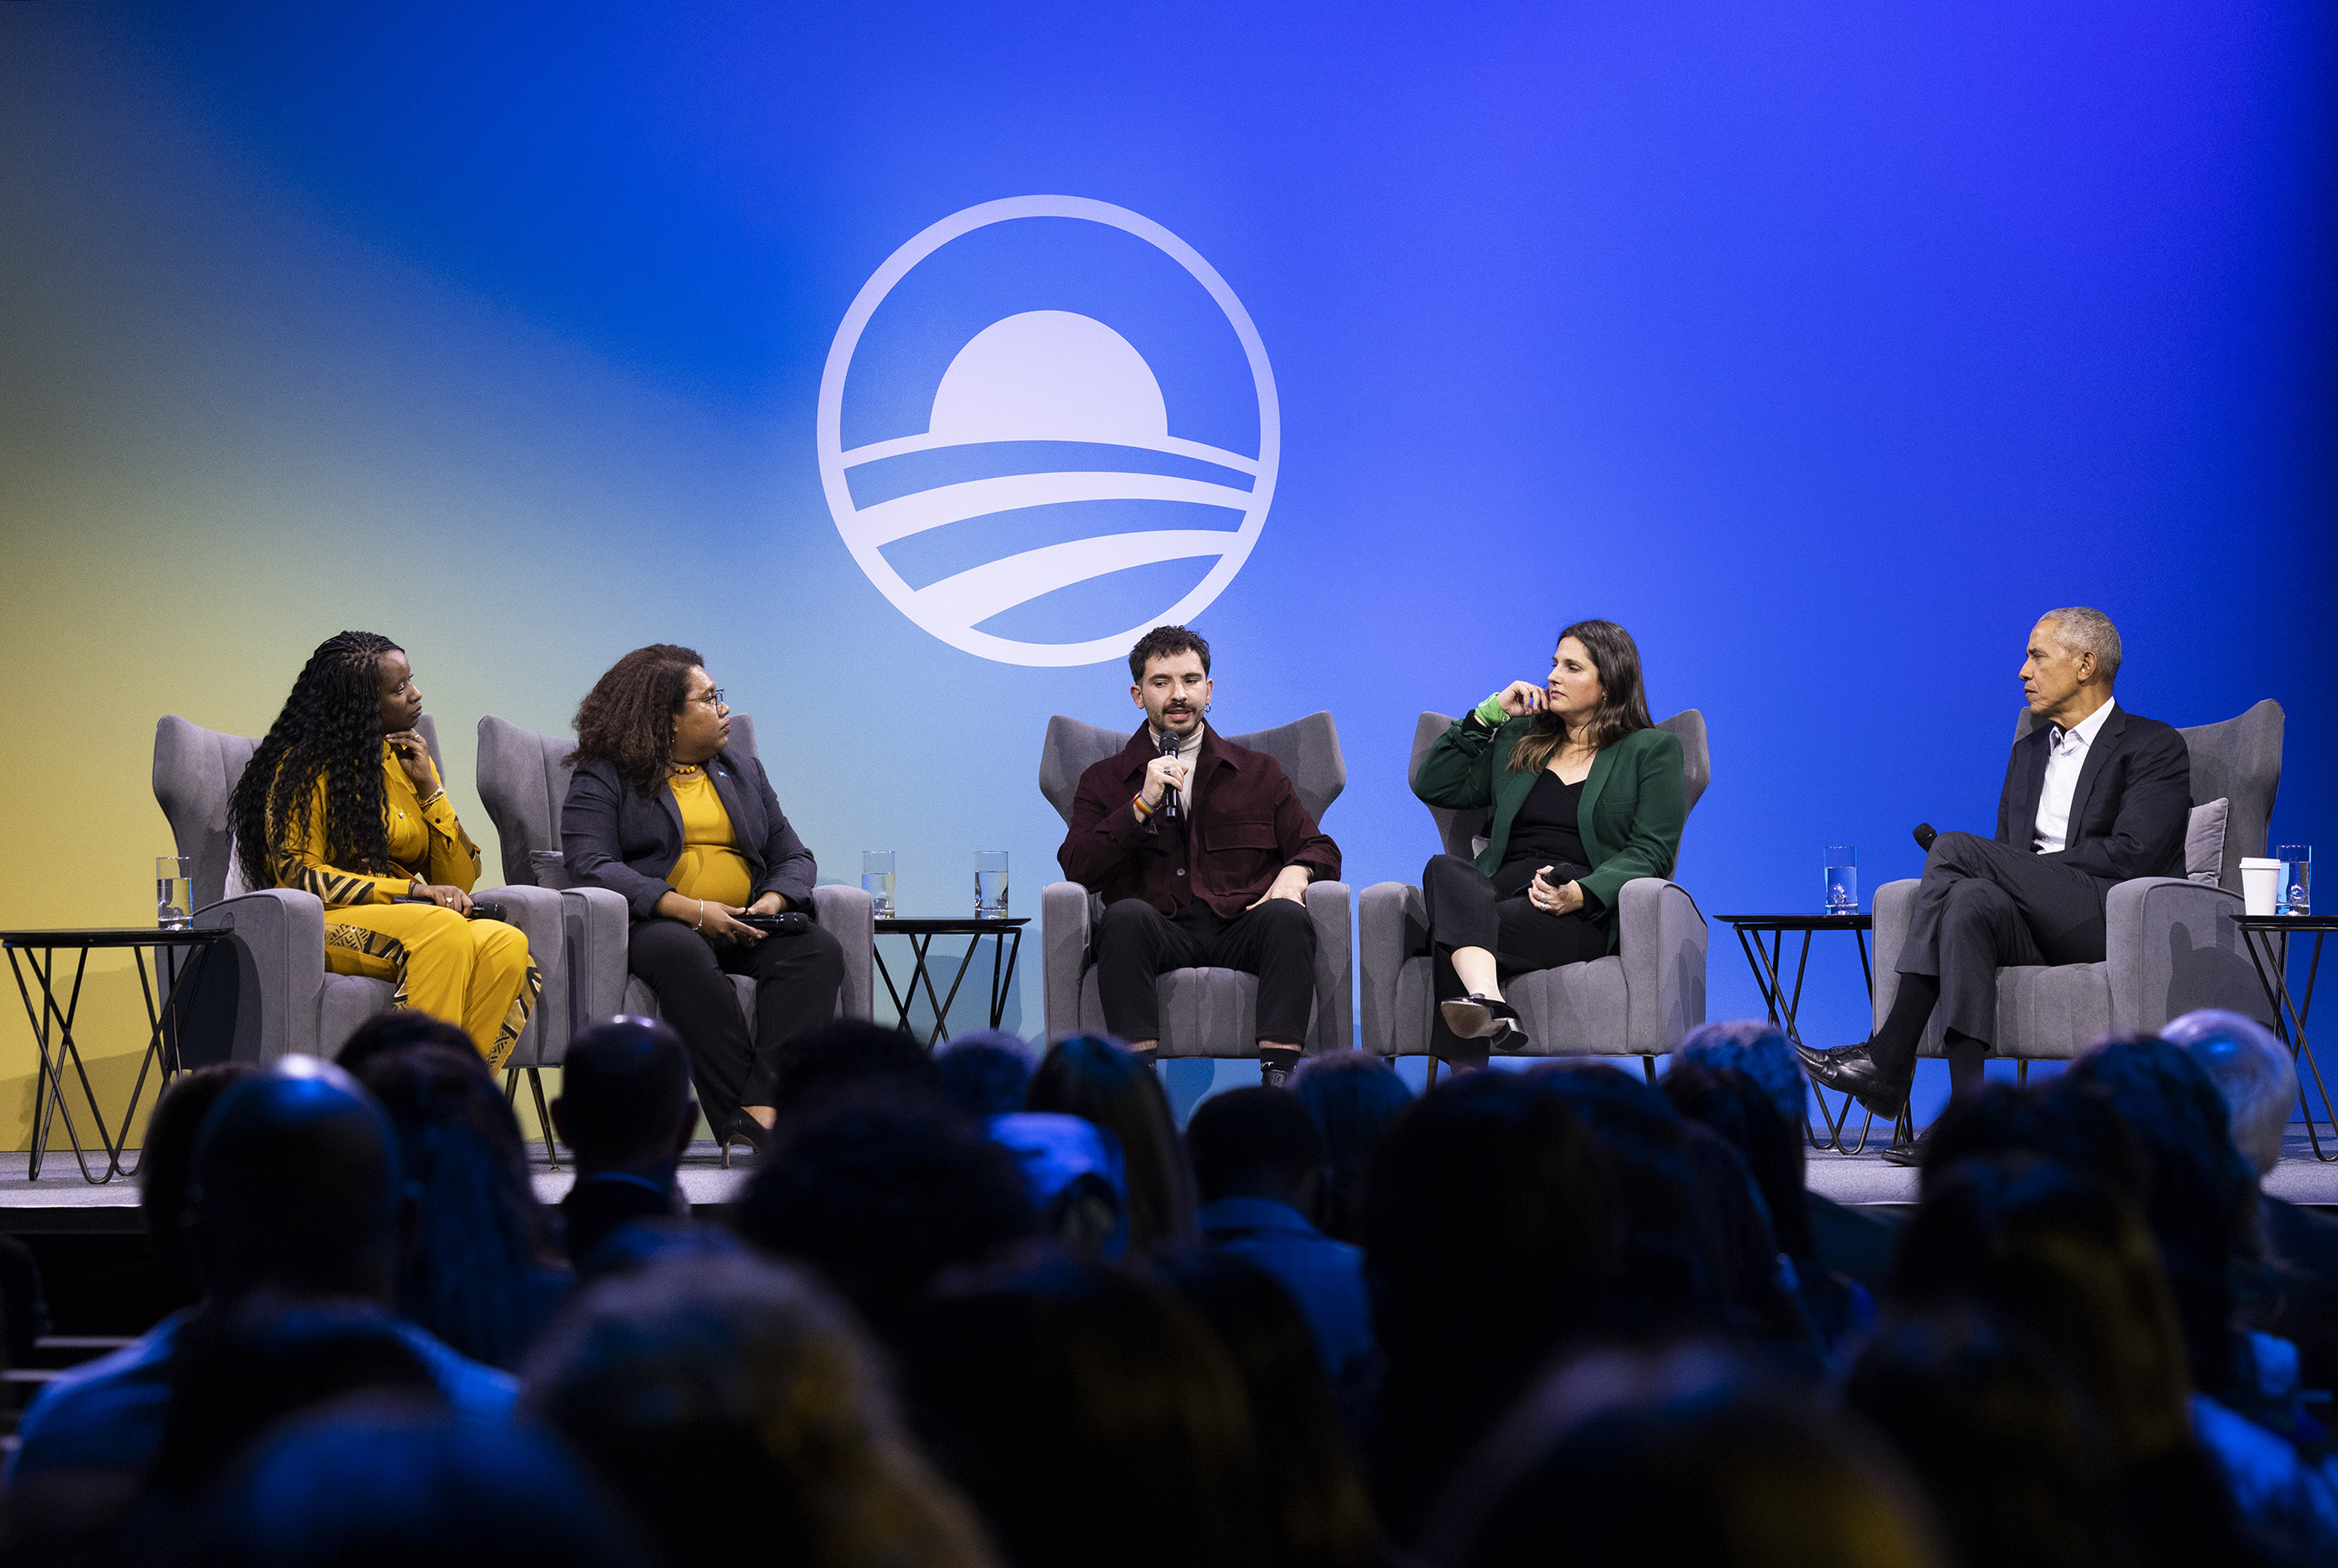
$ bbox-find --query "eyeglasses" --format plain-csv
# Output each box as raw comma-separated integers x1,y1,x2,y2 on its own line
691,687,725,709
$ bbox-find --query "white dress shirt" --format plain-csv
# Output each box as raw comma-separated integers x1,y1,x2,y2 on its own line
2033,698,2117,855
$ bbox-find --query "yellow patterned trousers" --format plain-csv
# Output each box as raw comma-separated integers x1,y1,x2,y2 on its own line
321,904,539,1069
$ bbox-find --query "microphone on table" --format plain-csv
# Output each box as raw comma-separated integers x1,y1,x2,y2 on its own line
1913,823,1937,853
1158,727,1181,820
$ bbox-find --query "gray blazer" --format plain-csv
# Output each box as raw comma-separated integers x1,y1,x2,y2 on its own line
561,750,818,922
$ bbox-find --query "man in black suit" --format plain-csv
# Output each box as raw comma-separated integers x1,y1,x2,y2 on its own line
1802,607,2191,1127
550,1016,697,1277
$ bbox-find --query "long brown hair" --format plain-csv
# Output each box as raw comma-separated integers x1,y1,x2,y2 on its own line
1508,619,1653,773
570,643,705,796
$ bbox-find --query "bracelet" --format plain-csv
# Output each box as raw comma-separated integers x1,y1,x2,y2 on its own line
695,900,705,931
1474,693,1510,727
417,789,446,809
1131,792,1153,820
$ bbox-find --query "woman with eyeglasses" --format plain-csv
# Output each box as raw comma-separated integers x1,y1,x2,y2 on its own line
228,631,540,1067
561,645,843,1160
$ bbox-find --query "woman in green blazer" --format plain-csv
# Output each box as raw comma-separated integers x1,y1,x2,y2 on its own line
1411,619,1684,1065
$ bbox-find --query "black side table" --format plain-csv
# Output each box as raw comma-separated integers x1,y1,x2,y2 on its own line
2237,914,2336,1161
1717,914,1892,1155
2,927,229,1183
872,917,1029,1048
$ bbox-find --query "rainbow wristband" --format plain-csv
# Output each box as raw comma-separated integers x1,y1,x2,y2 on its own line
1132,792,1153,820
1474,694,1509,727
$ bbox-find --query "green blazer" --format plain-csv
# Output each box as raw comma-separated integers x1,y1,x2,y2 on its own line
1411,716,1687,953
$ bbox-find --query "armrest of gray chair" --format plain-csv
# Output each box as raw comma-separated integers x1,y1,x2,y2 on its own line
811,884,875,1022
561,886,633,1028
1042,881,1092,1038
1303,880,1353,1053
2105,875,2265,1030
1617,878,1707,1055
481,885,566,1067
195,889,325,1062
1358,880,1424,1057
1870,878,1922,1035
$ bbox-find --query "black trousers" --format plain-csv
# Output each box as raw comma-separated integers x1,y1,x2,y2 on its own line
1421,855,1608,1066
1093,897,1316,1047
627,917,846,1128
1876,831,2108,1076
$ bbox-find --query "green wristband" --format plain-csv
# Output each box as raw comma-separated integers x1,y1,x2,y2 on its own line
1474,694,1509,727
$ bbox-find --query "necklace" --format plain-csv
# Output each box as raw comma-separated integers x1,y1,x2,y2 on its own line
670,762,703,779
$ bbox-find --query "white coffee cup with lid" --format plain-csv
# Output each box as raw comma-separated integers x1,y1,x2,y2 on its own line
2241,857,2283,917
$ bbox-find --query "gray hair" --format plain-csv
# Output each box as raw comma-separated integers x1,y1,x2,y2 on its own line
1672,1019,1802,1130
2163,1008,2293,1177
2038,607,2123,685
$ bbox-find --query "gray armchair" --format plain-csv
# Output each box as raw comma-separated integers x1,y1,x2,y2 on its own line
1038,713,1354,1055
151,715,568,1069
473,715,875,1091
1870,700,2282,1081
1360,710,1711,1076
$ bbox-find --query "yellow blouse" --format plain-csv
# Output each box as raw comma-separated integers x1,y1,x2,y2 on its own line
667,768,753,908
269,744,482,908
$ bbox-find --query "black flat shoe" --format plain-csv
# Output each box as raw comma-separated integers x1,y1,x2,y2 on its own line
1794,1040,1909,1119
1440,995,1531,1051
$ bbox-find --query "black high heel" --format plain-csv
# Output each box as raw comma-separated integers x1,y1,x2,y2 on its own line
720,1114,769,1170
1440,994,1531,1051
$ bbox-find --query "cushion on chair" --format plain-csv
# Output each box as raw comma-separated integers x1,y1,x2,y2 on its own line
2185,798,2229,886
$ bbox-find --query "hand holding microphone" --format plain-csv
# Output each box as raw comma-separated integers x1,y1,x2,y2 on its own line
1142,746,1187,818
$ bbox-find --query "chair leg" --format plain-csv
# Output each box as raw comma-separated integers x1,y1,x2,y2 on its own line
1642,1055,1656,1085
2018,1060,2029,1087
524,1067,558,1169
1424,1055,1440,1089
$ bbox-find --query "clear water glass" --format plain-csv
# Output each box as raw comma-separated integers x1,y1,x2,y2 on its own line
975,851,1009,918
157,855,194,929
861,849,896,918
2277,843,2312,916
1824,846,1858,914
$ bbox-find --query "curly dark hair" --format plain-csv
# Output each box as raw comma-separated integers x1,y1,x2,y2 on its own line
230,631,401,891
1128,625,1210,683
570,644,705,796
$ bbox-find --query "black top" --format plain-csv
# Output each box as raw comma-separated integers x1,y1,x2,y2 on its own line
1493,770,1588,898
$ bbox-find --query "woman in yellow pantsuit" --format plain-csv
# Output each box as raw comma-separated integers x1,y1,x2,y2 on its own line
228,631,539,1067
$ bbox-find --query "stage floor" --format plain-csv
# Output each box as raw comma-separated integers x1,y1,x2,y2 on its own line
4,1133,2336,1232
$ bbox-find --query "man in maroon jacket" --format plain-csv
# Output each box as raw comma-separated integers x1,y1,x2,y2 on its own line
1059,626,1341,1087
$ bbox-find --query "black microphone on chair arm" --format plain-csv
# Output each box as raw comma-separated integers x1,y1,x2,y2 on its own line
1913,823,1937,853
1159,729,1181,820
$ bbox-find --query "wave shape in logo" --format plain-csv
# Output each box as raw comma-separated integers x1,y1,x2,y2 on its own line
817,196,1278,666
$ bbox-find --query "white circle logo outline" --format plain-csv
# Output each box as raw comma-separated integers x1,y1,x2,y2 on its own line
816,196,1279,667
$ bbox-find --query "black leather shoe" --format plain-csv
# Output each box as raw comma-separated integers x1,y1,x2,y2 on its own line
1440,995,1531,1051
1793,1040,1910,1119
1880,1131,1928,1169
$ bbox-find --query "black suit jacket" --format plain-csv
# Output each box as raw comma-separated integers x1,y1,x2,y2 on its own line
1993,703,2191,885
562,749,817,921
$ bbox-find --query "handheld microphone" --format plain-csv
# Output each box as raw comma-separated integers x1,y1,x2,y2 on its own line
1913,823,1937,853
1158,727,1181,820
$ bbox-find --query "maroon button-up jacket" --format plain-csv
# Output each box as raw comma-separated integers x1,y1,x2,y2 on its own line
1058,725,1342,919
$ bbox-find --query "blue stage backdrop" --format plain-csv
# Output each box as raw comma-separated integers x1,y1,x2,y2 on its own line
2,1,2331,1122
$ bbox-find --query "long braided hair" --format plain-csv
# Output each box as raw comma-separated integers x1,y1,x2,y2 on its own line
230,631,400,890
570,644,705,796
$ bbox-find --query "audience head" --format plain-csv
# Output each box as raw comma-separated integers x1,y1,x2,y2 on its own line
1186,1086,1326,1210
175,1396,653,1568
1916,1079,2144,1199
1289,1050,1413,1243
1661,1059,1813,1259
139,1063,257,1262
770,1018,937,1114
1420,1346,1944,1568
1890,1155,2192,1464
569,642,709,796
227,630,407,894
336,1012,482,1079
150,1302,442,1499
1362,1071,1614,1542
987,1111,1128,1257
188,1056,401,1304
1672,1020,1804,1133
2163,1008,2295,1177
1028,1035,1196,1249
551,1016,696,1171
733,1091,1034,1344
353,1044,552,1370
524,1251,996,1567
1149,1248,1380,1568
902,1256,1271,1568
934,1029,1035,1120
2064,1037,2258,1399
1845,1307,2128,1568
